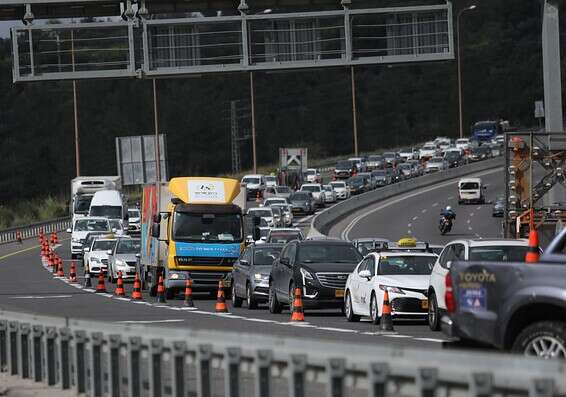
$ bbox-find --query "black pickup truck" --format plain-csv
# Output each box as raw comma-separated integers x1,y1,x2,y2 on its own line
442,229,566,359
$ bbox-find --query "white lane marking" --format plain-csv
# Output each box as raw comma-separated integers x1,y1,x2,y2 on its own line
178,307,199,311
117,319,185,324
467,219,471,224
114,297,131,302
407,230,412,235
407,223,412,228
341,167,501,240
470,213,474,217
244,318,280,323
100,293,114,298
315,327,358,333
468,226,473,231
84,289,95,293
382,334,413,338
476,206,482,210
432,202,438,207
412,216,418,221
421,209,427,213
413,337,447,343
447,196,454,200
10,295,72,299
475,233,482,239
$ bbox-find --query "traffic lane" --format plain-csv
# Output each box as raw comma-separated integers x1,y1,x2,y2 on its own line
7,240,451,350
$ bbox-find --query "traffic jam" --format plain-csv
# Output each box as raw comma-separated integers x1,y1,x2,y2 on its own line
58,130,566,360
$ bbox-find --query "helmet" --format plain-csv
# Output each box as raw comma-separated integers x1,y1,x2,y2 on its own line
445,206,452,211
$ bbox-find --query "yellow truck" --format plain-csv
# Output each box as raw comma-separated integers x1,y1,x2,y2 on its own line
140,177,247,298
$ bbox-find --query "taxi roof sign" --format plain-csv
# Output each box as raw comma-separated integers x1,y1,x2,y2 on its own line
398,237,417,247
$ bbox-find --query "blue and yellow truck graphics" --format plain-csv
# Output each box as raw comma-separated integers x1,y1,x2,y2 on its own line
140,177,247,296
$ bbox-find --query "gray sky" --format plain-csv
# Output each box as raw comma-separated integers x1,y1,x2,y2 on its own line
0,21,17,38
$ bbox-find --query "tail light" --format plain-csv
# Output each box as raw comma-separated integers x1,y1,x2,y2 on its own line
445,273,456,313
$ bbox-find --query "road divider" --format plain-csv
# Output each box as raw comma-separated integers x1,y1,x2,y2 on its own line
311,158,503,237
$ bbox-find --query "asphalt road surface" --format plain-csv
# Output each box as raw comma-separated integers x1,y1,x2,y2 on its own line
0,166,505,355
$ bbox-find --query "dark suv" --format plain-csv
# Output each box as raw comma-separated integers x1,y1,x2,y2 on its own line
268,240,362,313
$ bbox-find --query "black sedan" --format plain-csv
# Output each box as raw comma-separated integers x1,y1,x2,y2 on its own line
232,244,283,309
347,176,368,195
288,191,315,214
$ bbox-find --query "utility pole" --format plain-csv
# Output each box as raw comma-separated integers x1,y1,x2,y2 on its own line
153,78,161,183
250,71,257,174
71,29,80,176
351,66,359,156
231,100,241,175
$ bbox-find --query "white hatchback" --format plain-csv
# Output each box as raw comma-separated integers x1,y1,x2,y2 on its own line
427,239,531,331
344,252,437,324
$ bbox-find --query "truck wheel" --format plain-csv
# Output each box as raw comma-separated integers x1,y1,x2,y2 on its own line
232,283,243,308
428,292,440,331
512,321,566,359
268,283,282,314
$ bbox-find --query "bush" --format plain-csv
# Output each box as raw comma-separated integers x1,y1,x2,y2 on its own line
0,196,67,229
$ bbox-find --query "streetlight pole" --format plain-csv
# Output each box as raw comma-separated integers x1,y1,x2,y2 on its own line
457,5,477,139
71,29,80,177
250,71,257,174
351,66,359,156
153,78,161,183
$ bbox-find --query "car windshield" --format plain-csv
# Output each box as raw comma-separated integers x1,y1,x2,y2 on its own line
378,255,435,275
323,186,333,191
266,199,286,205
243,177,260,184
305,170,316,176
460,182,479,189
276,186,290,193
330,182,346,188
350,177,364,184
297,244,362,263
268,233,301,244
383,153,395,158
469,246,529,262
430,157,443,162
90,206,122,219
74,196,93,214
373,171,387,176
253,247,282,266
357,241,380,255
272,204,290,212
401,148,412,153
249,209,272,218
423,145,436,150
74,219,110,232
368,155,383,161
457,139,469,144
301,185,320,192
128,209,140,218
115,239,141,254
472,147,486,154
92,240,115,251
265,176,276,182
291,192,310,200
445,152,459,158
399,164,411,169
336,161,353,168
173,212,242,242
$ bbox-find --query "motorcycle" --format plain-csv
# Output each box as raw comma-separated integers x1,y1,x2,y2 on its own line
439,216,452,235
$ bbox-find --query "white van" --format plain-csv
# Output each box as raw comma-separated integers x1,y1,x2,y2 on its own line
89,190,127,224
458,177,485,204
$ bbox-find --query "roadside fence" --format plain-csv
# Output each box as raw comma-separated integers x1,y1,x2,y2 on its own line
0,217,71,245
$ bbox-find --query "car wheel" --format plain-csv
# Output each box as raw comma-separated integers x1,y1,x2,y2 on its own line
428,292,440,331
246,283,257,309
344,291,360,322
512,321,566,359
288,282,295,312
232,283,243,308
268,282,282,314
370,293,380,325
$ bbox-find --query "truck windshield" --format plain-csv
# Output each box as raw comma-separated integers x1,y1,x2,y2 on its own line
74,196,93,214
90,206,122,219
74,219,109,232
173,212,242,242
469,246,529,262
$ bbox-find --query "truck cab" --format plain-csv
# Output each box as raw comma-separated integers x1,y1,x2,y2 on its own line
141,177,247,297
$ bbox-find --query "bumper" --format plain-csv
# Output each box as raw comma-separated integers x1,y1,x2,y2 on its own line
165,271,232,291
89,265,108,274
301,284,345,309
71,243,84,255
391,296,428,317
128,224,141,233
441,315,456,337
336,192,348,199
253,285,269,301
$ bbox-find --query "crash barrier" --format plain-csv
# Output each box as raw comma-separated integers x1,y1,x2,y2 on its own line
0,217,71,245
1,309,564,397
312,157,504,236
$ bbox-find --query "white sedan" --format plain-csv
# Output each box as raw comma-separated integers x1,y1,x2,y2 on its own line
344,252,437,324
322,184,337,203
329,181,350,200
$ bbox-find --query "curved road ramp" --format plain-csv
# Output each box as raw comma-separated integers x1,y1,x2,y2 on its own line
0,309,564,397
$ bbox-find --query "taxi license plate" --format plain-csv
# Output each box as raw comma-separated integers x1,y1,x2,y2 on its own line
421,299,429,309
335,289,345,298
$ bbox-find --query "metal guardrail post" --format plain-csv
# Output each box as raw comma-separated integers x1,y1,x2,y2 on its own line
470,373,493,397
31,325,43,382
19,323,31,379
128,336,142,397
45,326,57,386
9,321,18,376
197,344,213,397
108,334,121,397
369,362,389,397
59,327,71,389
417,368,438,397
530,379,555,397
224,347,241,397
255,349,273,397
172,341,187,397
74,330,87,394
327,358,346,397
289,354,307,397
150,338,164,397
90,332,104,397
0,320,8,373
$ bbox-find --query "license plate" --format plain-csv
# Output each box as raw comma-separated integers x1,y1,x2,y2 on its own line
335,289,345,298
421,299,429,309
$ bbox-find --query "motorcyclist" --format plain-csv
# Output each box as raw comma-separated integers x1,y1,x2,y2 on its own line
440,206,456,225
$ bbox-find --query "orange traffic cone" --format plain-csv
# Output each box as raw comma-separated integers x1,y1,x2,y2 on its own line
68,261,77,283
115,271,125,296
95,272,106,293
525,229,540,263
52,256,60,274
16,230,22,244
50,232,56,246
215,280,228,313
379,290,394,331
255,191,261,203
156,276,166,303
56,259,65,277
184,279,194,307
131,273,143,300
84,265,92,288
52,232,59,245
290,287,305,322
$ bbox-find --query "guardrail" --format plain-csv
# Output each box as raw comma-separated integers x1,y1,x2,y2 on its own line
0,309,563,397
312,157,504,236
0,217,71,245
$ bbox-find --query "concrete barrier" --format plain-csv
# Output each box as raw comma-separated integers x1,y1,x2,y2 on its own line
312,157,504,236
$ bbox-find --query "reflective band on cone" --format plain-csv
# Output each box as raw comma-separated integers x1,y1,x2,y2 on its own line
379,290,394,331
291,287,305,322
184,279,194,307
215,280,228,313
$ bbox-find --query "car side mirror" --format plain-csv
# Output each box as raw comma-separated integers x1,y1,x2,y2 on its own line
359,269,371,280
83,247,90,253
151,223,160,238
446,261,452,269
66,228,72,233
107,250,113,256
240,259,249,267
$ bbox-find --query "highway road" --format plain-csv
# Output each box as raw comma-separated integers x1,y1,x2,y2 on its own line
0,165,505,355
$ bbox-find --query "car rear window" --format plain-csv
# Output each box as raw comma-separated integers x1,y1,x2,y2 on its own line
253,247,282,265
469,246,529,262
460,182,479,189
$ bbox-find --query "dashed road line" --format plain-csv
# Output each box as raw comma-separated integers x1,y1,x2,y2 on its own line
412,216,418,221
421,209,427,213
432,203,438,207
413,337,447,343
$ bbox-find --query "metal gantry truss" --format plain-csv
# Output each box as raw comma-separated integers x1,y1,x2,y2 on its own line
11,2,454,82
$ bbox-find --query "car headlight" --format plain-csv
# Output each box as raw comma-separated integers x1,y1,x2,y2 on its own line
72,238,81,243
379,285,405,294
115,259,128,268
91,257,101,264
169,272,186,280
254,273,269,281
300,268,314,280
